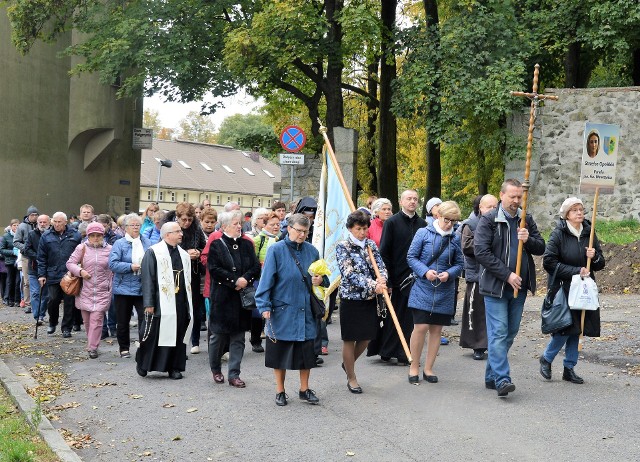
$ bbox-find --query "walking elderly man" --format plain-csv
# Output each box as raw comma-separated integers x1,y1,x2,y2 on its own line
13,205,39,311
474,179,545,397
37,212,82,337
136,222,193,380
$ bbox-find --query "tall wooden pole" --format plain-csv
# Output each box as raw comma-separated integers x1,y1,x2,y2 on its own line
318,121,412,363
579,187,599,351
510,64,558,297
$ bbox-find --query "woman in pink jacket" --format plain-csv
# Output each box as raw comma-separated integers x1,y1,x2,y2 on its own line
67,222,113,358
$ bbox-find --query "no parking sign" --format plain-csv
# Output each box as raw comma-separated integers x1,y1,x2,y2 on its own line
279,126,307,153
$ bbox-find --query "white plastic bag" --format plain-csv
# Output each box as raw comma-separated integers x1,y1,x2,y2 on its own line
568,274,599,311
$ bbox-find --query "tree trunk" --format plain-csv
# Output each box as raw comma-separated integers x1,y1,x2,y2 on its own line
377,0,399,211
564,42,581,88
365,56,379,194
421,0,441,217
476,148,488,195
324,0,345,145
633,48,640,86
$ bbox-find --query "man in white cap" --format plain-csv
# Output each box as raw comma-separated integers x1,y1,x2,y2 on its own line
425,197,442,226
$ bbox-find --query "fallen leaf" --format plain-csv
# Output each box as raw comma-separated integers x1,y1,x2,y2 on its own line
172,435,182,441
186,407,198,413
162,403,176,408
346,451,355,456
129,394,144,399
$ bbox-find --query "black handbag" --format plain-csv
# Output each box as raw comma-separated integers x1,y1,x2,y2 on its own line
541,265,573,334
239,286,257,311
286,246,326,319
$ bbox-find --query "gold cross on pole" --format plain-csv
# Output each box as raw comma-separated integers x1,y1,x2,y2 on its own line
510,64,558,298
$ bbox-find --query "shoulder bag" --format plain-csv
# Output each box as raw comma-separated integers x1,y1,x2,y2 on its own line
60,245,86,296
286,245,325,319
219,240,256,311
541,264,573,334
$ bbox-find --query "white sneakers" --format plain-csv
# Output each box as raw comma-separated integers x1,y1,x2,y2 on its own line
190,345,200,354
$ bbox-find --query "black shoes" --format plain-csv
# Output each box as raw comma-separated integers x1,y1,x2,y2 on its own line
497,381,516,397
168,370,183,380
422,372,438,383
408,375,419,384
136,365,147,377
252,344,264,353
473,349,486,360
88,350,98,359
275,391,288,406
72,324,81,332
315,356,324,366
347,382,363,394
539,357,552,380
299,389,319,404
62,331,72,338
47,325,56,335
485,380,496,390
562,367,584,384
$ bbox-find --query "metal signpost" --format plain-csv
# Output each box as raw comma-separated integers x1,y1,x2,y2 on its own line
279,126,307,202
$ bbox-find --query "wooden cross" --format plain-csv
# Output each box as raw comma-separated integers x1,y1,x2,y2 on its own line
510,64,558,297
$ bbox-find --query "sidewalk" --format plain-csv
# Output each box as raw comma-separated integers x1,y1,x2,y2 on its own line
1,294,640,461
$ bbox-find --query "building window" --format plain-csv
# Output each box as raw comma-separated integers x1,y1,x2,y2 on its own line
183,193,188,202
238,197,242,206
268,199,271,207
159,191,164,201
205,194,210,200
170,192,175,202
147,190,152,200
216,195,221,205
257,198,262,207
227,196,231,203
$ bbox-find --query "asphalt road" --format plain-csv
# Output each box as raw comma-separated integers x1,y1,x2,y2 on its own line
2,294,640,461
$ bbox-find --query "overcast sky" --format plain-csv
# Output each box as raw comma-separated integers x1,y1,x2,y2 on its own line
144,90,262,129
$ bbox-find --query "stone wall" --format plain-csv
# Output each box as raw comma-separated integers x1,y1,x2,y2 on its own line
506,87,640,230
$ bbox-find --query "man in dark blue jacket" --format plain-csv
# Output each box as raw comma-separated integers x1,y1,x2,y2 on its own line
474,179,545,398
24,215,50,323
37,212,81,337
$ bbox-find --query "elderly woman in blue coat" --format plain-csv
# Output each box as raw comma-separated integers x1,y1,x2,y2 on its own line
407,201,463,384
109,213,152,358
256,213,329,407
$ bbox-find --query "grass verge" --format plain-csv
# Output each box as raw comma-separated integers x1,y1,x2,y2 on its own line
0,386,60,462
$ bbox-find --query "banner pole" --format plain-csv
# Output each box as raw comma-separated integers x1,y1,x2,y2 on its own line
579,187,599,351
318,121,412,363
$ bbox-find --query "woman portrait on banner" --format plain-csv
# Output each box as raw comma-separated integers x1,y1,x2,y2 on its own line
208,211,261,388
256,213,329,406
367,198,393,247
406,201,463,384
336,210,387,394
586,130,600,158
539,197,605,384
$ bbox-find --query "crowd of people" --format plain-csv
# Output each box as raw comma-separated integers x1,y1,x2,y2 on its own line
0,180,606,405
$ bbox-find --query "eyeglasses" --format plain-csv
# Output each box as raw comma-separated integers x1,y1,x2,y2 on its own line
569,208,585,214
167,230,183,234
442,217,458,225
126,224,141,228
290,227,309,235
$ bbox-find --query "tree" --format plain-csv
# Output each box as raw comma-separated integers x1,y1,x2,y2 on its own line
143,109,163,138
216,113,280,158
177,111,217,144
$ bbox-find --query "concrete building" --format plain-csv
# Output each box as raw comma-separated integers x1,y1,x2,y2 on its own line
140,139,281,213
0,10,143,224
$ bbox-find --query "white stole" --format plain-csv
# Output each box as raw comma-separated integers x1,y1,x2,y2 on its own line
150,242,194,347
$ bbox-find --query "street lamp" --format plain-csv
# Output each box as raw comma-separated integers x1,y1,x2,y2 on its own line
156,159,172,203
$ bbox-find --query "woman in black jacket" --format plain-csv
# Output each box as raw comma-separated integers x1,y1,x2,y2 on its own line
539,197,605,384
208,210,261,388
0,220,20,306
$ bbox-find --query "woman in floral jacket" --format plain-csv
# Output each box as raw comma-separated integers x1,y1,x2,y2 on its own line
336,210,388,394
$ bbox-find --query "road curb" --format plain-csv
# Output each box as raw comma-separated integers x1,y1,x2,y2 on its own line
0,359,82,462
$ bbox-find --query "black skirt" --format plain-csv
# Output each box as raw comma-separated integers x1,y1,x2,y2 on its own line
411,308,452,326
265,339,316,370
340,298,378,341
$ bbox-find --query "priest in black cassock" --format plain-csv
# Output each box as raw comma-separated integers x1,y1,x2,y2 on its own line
136,222,193,379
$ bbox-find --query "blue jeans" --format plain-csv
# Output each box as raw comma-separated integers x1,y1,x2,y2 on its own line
28,273,49,320
543,333,579,369
484,290,527,387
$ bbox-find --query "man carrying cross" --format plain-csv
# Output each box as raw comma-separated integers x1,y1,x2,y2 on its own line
474,179,545,397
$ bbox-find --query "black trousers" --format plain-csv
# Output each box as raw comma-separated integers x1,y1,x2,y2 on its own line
47,284,75,332
250,317,264,345
4,265,20,303
114,295,144,352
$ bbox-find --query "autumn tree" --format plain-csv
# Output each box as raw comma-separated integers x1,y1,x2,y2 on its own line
216,113,280,159
177,111,217,144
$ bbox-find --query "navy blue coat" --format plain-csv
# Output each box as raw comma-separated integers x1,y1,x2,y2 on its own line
407,226,464,316
256,237,328,341
109,235,152,296
37,226,81,284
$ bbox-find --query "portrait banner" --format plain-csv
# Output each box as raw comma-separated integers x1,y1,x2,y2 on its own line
580,122,619,194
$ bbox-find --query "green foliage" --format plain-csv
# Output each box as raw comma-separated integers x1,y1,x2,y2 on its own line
594,219,640,244
177,111,217,144
143,109,163,138
216,113,280,159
